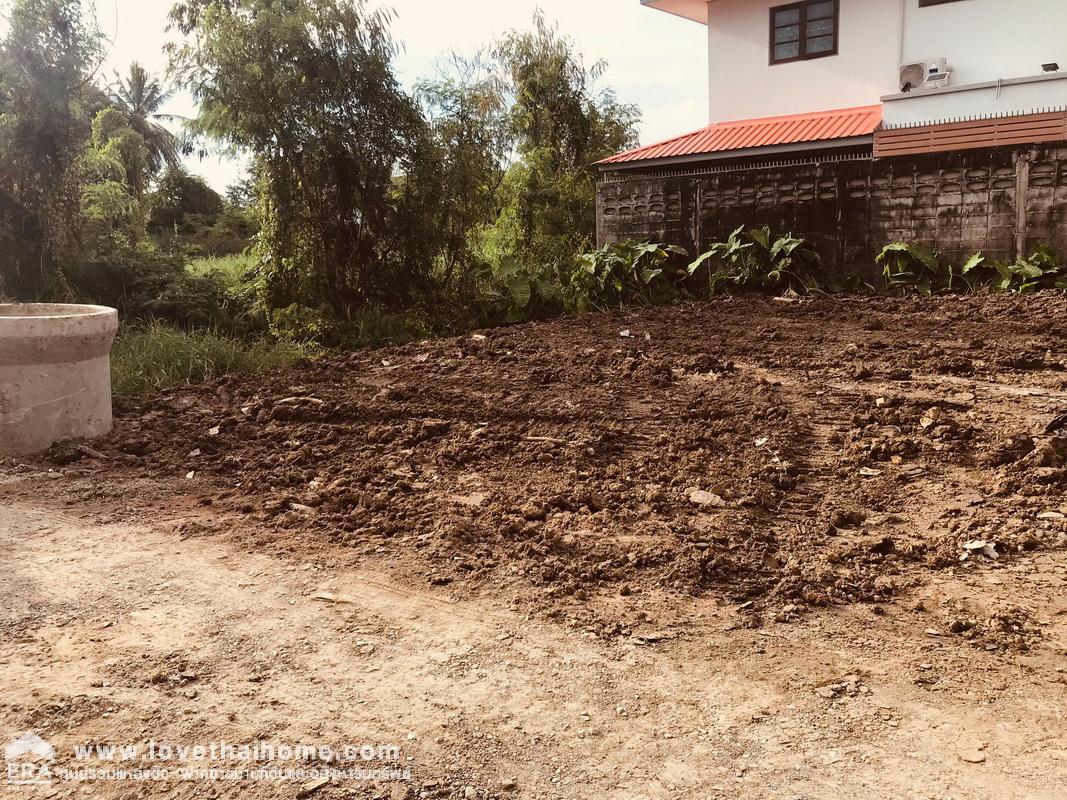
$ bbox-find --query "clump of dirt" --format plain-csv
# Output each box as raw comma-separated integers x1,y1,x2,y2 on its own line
943,602,1044,653
7,293,1067,615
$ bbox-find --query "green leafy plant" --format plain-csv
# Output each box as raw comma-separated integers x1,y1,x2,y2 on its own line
987,246,1067,293
269,304,341,346
876,242,949,295
488,255,563,321
688,226,822,295
570,241,688,311
881,244,1067,294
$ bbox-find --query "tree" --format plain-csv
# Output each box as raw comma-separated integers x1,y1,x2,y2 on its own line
148,167,224,232
484,14,640,279
110,61,181,176
414,53,511,291
0,0,102,299
411,21,641,314
168,0,430,311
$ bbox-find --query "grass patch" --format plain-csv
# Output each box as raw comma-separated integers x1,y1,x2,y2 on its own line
186,253,256,288
111,321,316,396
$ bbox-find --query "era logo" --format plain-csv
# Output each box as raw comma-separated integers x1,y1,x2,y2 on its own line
5,732,55,785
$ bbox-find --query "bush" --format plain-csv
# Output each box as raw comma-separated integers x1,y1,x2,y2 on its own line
876,243,947,295
69,244,231,326
111,322,315,395
569,241,688,312
689,226,823,295
877,243,1067,294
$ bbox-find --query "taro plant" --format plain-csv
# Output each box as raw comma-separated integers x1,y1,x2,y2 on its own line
569,240,689,312
687,226,822,295
876,242,950,295
489,255,563,321
879,243,1067,294
986,246,1067,293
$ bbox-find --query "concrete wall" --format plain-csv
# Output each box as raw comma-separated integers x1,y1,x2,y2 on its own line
596,145,1067,275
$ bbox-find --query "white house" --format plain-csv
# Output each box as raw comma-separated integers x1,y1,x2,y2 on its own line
603,0,1067,168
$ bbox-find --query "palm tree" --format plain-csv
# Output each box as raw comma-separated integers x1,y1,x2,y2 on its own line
111,62,182,175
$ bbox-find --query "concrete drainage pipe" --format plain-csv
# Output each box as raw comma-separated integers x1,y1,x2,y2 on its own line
0,304,119,457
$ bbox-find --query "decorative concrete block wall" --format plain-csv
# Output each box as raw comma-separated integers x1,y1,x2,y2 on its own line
596,145,1067,279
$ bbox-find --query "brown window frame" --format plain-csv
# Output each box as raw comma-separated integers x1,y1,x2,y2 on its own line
769,0,840,66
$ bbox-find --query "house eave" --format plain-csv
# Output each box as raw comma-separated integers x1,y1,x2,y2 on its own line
598,135,875,172
640,0,708,25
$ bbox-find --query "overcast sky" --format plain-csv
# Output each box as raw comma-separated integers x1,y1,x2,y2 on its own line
96,0,709,190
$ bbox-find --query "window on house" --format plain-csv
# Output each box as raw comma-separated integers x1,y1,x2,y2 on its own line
770,0,839,65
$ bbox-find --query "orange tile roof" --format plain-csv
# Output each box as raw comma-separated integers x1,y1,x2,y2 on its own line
599,105,883,166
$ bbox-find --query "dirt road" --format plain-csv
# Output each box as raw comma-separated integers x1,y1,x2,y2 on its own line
2,294,1067,798
0,502,1064,799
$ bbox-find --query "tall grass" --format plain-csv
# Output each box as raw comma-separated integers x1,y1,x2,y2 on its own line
186,253,256,288
111,322,316,396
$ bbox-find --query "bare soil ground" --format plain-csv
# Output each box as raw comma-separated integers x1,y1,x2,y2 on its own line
2,294,1066,799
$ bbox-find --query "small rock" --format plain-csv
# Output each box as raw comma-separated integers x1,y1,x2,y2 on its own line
920,407,942,430
832,508,867,529
688,489,724,507
296,777,330,798
961,540,998,560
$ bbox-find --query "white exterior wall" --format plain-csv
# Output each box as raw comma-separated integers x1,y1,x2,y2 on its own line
701,0,1067,125
885,0,1067,127
882,75,1067,127
706,0,902,122
901,0,1067,88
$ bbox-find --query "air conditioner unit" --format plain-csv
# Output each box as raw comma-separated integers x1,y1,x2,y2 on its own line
898,58,951,92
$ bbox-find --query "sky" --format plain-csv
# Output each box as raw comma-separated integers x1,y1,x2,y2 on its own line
96,0,709,190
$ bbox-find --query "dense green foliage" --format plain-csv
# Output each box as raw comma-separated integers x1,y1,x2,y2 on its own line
877,242,1067,295
688,226,824,295
166,2,640,325
572,241,688,311
169,0,433,312
482,15,639,284
0,0,648,386
0,0,249,329
0,0,101,299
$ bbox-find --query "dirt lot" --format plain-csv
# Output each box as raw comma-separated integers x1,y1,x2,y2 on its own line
1,294,1066,799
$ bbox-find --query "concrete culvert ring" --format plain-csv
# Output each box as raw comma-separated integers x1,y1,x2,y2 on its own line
0,303,119,457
